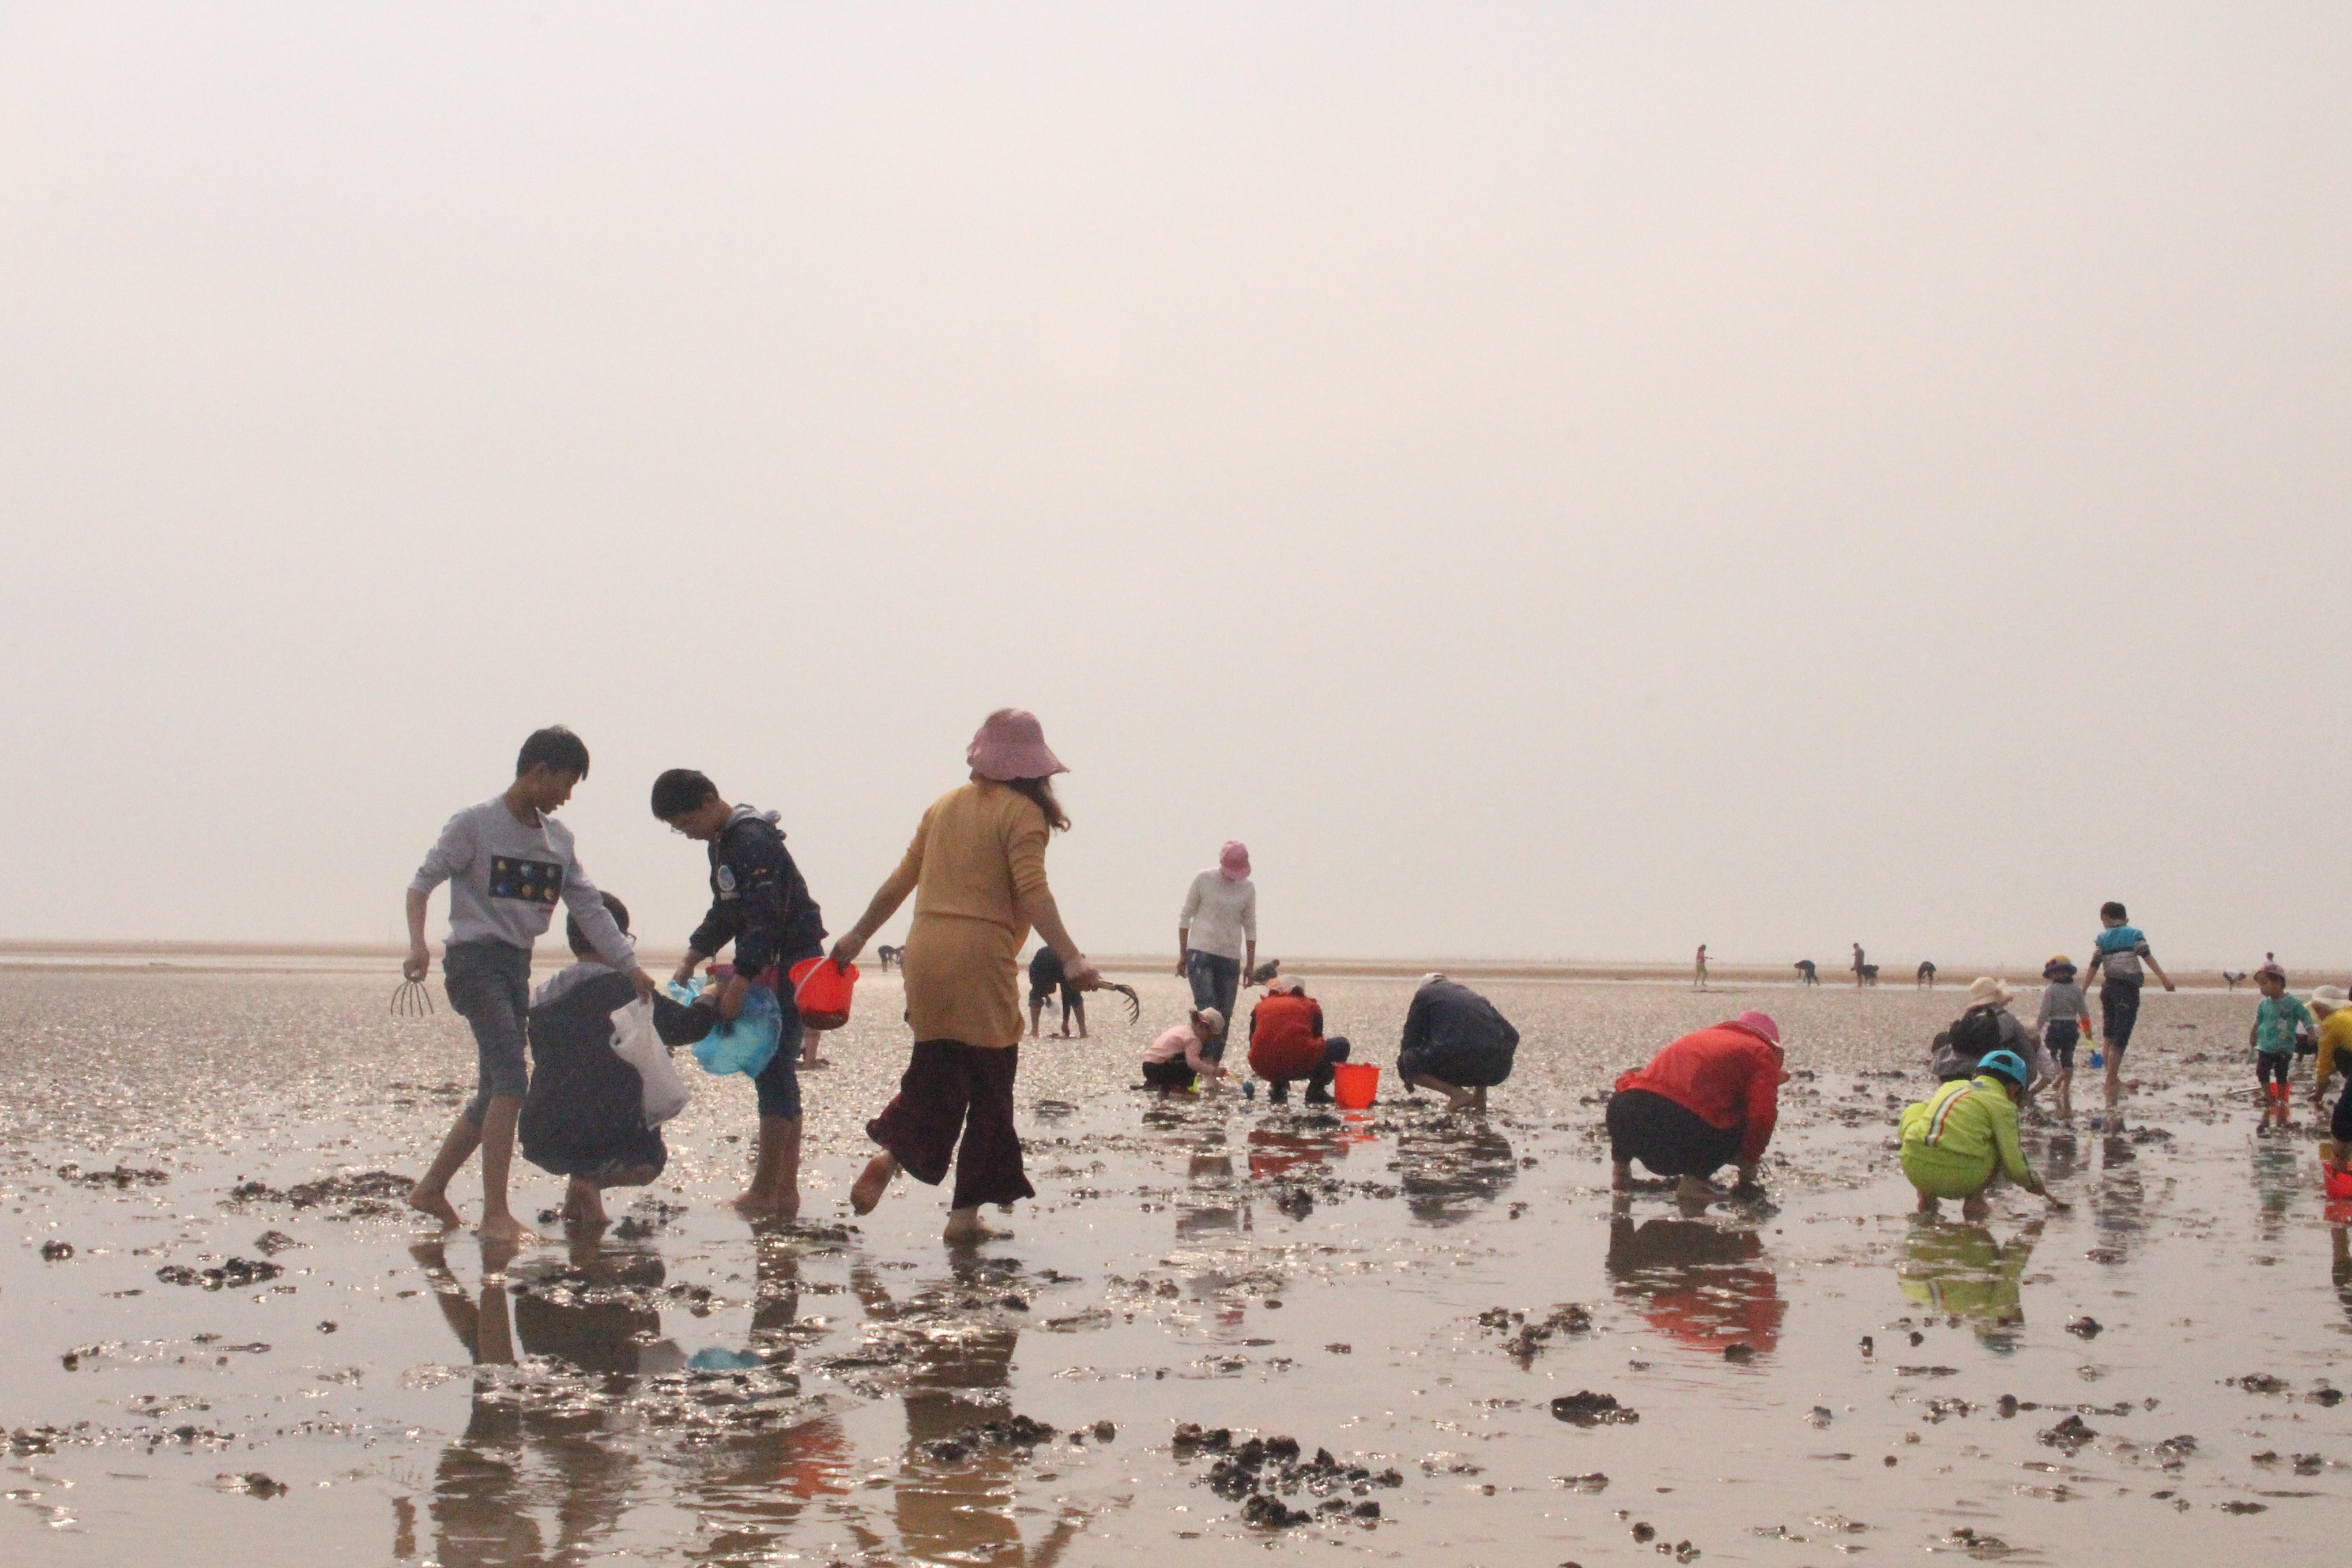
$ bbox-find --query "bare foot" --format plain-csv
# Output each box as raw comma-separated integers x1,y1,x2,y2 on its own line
943,1218,1010,1244
408,1183,463,1230
1914,1190,1940,1214
851,1154,900,1215
564,1179,608,1227
726,1190,781,1220
477,1211,538,1246
1443,1088,1475,1113
1675,1175,1722,1204
1960,1194,1991,1222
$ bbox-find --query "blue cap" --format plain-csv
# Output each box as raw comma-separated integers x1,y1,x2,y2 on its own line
1976,1049,2030,1086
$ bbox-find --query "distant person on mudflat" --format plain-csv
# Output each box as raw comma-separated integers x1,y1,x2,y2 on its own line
652,768,828,1220
1608,1011,1785,1200
1793,960,1818,985
2249,962,2313,1109
1852,943,1868,987
1142,1007,1226,1093
1397,973,1518,1113
1178,842,1257,1066
2081,900,2174,1101
1898,1050,2068,1221
403,726,655,1243
828,708,1102,1245
1693,945,1709,991
1028,945,1085,1039
1248,975,1352,1105
2034,957,2091,1115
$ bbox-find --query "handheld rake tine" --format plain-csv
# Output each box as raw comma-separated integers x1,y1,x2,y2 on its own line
1107,983,1142,1024
391,977,435,1019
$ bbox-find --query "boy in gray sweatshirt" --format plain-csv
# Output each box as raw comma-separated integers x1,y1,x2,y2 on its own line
403,726,653,1241
2034,956,2091,1115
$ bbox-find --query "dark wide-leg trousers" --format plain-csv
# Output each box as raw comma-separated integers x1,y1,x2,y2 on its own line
866,1039,1038,1211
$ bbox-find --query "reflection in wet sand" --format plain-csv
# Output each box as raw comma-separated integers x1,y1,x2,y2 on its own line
683,1230,855,1560
1605,1213,1784,1353
411,1235,662,1566
1896,1220,2038,1348
1396,1122,1516,1228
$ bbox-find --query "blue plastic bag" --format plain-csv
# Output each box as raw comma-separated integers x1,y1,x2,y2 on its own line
667,979,783,1079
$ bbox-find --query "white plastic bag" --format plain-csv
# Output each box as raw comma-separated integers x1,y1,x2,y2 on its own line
609,998,691,1126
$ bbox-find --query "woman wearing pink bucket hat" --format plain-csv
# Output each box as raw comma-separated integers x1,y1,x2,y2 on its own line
827,709,1101,1243
1176,840,1258,1065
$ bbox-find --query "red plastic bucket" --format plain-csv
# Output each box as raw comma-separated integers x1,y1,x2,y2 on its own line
2326,1162,2352,1201
788,958,859,1029
1332,1062,1379,1109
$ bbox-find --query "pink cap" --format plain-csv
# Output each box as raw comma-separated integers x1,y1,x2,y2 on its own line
1219,840,1251,881
1731,1010,1781,1047
966,708,1067,782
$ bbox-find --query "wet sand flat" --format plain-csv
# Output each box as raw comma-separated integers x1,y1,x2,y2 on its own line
3,970,2347,1565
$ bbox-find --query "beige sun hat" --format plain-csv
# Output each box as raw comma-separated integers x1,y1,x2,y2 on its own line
1965,976,2015,1010
2310,985,2349,1014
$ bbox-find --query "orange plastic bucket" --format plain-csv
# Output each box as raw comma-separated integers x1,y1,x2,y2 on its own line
2327,1162,2352,1201
1331,1062,1379,1109
788,958,860,1029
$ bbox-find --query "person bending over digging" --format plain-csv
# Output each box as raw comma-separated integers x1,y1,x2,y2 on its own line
1898,1050,2068,1221
1608,1011,1785,1202
1397,974,1518,1113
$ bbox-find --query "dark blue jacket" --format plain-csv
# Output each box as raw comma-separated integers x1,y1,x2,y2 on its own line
687,807,826,977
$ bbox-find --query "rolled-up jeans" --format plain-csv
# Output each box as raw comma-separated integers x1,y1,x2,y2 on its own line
444,938,533,1127
1186,950,1241,1061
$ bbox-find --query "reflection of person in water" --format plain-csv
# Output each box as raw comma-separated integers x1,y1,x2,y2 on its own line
1897,1221,2038,1348
1396,1122,1516,1226
410,1233,669,1567
1605,1214,1784,1353
851,1258,1088,1566
683,1237,856,1542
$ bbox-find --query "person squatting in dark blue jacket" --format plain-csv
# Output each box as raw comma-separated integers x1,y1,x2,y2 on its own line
652,768,827,1220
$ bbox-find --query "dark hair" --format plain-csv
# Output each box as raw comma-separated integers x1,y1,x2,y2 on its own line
1006,776,1070,832
650,768,720,820
2100,900,2127,921
517,725,591,779
566,891,630,957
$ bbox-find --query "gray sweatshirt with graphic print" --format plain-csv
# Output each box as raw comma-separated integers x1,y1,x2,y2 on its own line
410,798,635,970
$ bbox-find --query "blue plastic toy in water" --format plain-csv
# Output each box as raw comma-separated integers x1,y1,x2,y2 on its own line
2087,1049,2105,1070
666,979,783,1079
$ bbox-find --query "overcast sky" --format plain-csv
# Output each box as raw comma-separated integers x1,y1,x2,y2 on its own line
2,5,2347,970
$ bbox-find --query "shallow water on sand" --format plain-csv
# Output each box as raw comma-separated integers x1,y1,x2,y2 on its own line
3,971,2347,1565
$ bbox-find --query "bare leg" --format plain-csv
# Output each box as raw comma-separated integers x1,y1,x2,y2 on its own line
730,1115,803,1220
1405,1072,1473,1112
474,1094,534,1245
1612,1159,1633,1192
1914,1186,1940,1214
1072,1000,1087,1041
1960,1191,1991,1222
408,1112,478,1229
1471,1085,1488,1113
1029,1002,1044,1039
851,1151,900,1215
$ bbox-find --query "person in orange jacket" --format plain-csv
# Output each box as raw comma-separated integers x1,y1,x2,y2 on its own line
1607,1011,1787,1201
1247,975,1351,1105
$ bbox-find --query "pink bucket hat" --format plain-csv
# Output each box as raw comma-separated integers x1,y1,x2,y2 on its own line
1219,840,1251,881
1731,1010,1782,1047
966,708,1066,782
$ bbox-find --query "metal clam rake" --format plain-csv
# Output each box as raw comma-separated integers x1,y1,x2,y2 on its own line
1102,982,1142,1024
391,977,434,1019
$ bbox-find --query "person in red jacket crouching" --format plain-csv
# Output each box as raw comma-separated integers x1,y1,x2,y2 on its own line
1607,1011,1787,1202
1248,976,1352,1105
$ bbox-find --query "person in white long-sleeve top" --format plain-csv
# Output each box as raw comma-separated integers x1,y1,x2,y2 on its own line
1177,842,1258,1067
